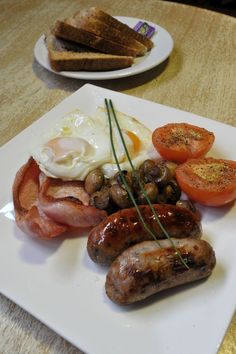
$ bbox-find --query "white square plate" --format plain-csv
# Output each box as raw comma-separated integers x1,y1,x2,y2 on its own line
0,84,235,354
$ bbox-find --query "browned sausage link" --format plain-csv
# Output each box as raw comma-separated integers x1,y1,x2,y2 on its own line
87,204,202,265
105,238,216,305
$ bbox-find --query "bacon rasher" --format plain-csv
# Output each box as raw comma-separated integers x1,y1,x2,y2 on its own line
39,173,107,228
13,158,107,239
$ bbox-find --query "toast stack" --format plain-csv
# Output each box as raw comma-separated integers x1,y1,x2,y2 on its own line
47,7,154,72
46,33,134,72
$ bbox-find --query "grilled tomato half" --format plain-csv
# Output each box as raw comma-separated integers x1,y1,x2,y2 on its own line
152,123,215,163
176,158,236,206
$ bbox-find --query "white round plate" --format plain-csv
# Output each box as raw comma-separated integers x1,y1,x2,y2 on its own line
34,16,174,80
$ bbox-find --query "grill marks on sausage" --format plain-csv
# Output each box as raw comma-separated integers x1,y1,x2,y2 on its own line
105,239,216,305
87,204,202,265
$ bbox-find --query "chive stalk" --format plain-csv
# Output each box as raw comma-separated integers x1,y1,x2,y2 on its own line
105,99,163,246
105,98,189,269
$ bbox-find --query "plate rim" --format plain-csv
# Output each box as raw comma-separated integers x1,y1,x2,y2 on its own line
34,16,174,80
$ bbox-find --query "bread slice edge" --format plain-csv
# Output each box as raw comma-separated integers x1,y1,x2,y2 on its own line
45,33,134,71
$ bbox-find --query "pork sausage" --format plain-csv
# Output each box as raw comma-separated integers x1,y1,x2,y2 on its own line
105,238,216,305
87,204,202,265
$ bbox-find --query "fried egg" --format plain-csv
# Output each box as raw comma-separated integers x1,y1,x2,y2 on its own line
31,107,158,181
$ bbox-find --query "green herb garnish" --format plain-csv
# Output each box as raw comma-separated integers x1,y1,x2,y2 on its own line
105,98,189,269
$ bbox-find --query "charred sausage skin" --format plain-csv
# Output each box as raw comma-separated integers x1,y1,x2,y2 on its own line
87,204,202,265
105,238,216,305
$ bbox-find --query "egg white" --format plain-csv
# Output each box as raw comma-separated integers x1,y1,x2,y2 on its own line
31,107,158,181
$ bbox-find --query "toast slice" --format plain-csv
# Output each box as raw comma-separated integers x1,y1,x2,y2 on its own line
54,19,140,57
45,33,134,72
82,7,154,51
70,11,147,56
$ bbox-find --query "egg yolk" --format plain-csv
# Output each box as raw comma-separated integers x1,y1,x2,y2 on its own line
126,131,141,153
44,137,92,161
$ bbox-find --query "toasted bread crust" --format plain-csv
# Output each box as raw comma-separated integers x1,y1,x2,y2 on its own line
46,33,134,71
49,56,133,72
46,7,154,72
84,7,154,50
72,11,147,56
54,20,139,57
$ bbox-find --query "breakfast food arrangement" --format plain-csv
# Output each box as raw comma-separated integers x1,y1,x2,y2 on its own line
46,7,154,72
12,96,236,305
10,6,236,314
1,1,236,354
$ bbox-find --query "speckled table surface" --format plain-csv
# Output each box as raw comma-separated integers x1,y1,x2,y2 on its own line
0,0,235,353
